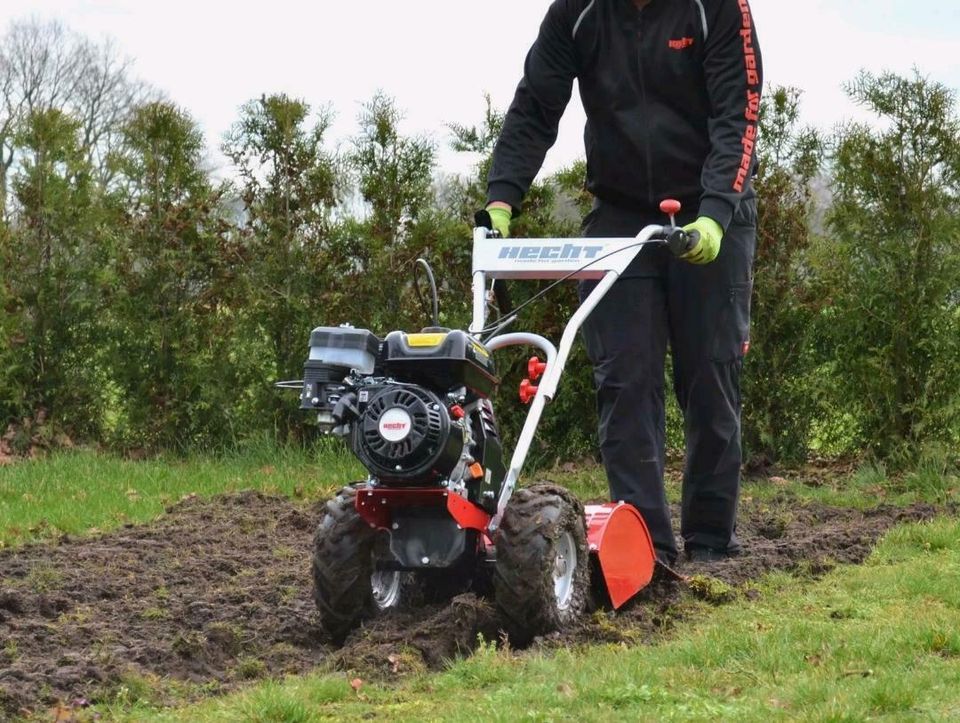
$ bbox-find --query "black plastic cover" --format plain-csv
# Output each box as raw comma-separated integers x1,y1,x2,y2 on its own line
381,331,499,398
308,327,380,358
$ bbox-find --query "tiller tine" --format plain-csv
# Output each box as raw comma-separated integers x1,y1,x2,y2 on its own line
584,502,656,609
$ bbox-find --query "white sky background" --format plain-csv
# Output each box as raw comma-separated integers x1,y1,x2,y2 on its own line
1,0,958,180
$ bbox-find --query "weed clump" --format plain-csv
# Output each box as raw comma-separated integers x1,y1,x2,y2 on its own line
233,656,268,680
206,622,246,657
172,631,208,660
687,575,738,605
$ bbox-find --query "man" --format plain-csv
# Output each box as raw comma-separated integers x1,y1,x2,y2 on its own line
484,0,762,564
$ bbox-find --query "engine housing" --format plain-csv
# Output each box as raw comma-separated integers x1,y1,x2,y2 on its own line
352,384,464,484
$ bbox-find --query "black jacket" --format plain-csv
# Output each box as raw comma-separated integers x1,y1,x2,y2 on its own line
487,0,763,231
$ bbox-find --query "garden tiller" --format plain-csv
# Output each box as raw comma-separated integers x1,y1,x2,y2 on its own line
289,200,698,643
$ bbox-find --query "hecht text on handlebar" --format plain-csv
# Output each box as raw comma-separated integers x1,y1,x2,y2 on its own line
499,244,605,261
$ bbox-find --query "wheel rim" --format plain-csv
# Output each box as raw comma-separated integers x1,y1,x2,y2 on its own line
371,570,402,610
553,531,577,611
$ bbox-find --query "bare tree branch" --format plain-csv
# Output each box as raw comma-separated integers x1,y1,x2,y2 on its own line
0,18,157,216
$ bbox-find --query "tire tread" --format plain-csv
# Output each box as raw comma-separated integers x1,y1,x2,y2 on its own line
493,483,589,645
311,485,375,643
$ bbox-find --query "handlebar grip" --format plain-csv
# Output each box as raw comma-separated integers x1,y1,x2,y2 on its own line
667,228,700,257
474,209,492,230
473,209,502,239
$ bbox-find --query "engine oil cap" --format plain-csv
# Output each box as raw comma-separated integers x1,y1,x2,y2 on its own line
378,408,413,442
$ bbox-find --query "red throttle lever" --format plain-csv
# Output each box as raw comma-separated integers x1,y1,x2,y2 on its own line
659,198,682,222
528,356,547,381
659,198,699,256
519,379,538,404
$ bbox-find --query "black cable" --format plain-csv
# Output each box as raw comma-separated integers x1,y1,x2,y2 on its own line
415,258,440,328
481,313,520,344
478,238,666,338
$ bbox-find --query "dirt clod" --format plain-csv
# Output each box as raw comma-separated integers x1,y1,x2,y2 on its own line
0,589,24,613
0,490,945,717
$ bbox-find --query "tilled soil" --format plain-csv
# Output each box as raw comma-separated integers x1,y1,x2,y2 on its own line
0,490,945,718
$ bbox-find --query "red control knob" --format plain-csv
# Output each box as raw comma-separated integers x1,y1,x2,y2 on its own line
519,379,538,404
449,404,466,420
527,356,547,381
659,199,682,216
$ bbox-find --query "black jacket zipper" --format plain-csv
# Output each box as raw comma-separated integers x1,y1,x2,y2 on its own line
635,8,656,208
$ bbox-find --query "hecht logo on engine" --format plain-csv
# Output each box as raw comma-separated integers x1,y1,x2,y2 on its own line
499,244,604,262
378,408,412,443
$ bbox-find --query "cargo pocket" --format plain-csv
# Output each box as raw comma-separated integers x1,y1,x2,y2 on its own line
710,282,752,363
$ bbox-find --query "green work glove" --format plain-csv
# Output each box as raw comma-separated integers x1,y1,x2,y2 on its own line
486,205,512,239
681,217,723,265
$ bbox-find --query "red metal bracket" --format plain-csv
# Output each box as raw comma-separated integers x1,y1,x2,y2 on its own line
446,492,493,532
355,487,491,533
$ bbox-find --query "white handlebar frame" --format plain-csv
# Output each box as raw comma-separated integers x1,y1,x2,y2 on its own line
473,224,669,532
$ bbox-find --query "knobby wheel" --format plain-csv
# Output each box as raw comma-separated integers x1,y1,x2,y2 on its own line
312,485,403,643
493,484,589,645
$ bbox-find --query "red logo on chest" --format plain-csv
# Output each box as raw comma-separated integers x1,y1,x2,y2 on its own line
668,37,695,50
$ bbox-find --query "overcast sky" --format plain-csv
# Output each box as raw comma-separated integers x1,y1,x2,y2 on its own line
2,1,958,179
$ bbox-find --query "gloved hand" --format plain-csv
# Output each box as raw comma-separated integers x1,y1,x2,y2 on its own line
486,204,512,239
681,217,723,265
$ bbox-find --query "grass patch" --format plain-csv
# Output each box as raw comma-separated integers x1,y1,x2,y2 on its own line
99,516,960,722
3,443,954,551
550,455,959,513
233,656,268,681
0,441,363,548
739,459,959,511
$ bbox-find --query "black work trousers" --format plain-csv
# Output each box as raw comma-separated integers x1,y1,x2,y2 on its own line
579,199,757,561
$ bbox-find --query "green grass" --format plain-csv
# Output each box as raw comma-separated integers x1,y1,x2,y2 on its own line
106,516,960,722
552,456,960,512
2,445,956,551
0,441,363,549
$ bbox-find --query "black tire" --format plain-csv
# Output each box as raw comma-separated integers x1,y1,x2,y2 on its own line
493,484,589,645
312,485,377,644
